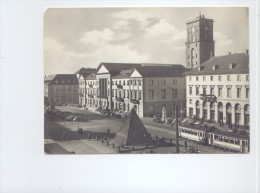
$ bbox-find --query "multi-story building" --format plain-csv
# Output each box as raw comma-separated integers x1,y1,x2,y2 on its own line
85,73,98,107
185,51,250,126
186,14,215,68
44,74,79,106
88,63,187,117
75,68,96,107
129,65,187,117
95,62,142,110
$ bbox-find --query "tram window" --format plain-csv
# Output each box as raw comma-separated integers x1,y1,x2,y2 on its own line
224,138,229,143
230,139,234,144
214,135,218,140
235,140,240,145
242,141,245,146
219,137,223,141
245,141,248,146
195,132,197,136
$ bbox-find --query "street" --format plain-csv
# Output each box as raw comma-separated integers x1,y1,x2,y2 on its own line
45,106,231,154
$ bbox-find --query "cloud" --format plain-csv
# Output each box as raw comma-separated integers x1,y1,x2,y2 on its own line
80,28,130,47
112,9,157,29
214,31,233,55
44,37,86,75
145,19,186,43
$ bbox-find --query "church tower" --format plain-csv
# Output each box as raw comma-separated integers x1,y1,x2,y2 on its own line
186,14,215,68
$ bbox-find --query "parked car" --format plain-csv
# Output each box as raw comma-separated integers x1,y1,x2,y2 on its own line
66,116,75,121
121,112,128,118
73,116,85,122
165,117,173,124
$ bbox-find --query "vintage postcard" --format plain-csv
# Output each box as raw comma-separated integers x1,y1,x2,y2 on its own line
44,7,249,154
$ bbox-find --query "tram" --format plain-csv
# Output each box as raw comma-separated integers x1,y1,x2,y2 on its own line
179,125,249,153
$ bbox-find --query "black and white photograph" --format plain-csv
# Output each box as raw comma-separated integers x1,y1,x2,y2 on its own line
1,1,259,193
44,7,250,154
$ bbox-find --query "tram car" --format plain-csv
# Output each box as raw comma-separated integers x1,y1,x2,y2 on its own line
208,130,249,153
179,125,249,153
179,125,210,145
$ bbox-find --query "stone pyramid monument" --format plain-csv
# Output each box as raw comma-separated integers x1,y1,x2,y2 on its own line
113,108,152,146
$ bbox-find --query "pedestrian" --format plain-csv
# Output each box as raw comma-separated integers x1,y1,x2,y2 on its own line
184,140,187,150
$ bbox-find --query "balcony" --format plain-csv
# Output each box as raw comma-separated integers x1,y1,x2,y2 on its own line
88,95,94,98
117,85,123,89
130,99,140,104
89,85,93,88
116,97,124,102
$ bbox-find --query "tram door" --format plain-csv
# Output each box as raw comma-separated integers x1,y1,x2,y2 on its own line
242,140,248,153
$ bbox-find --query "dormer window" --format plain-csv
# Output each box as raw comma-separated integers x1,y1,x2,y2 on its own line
229,63,236,69
212,64,219,70
198,66,204,71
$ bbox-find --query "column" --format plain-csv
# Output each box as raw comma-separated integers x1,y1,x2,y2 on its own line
215,104,218,123
232,105,236,125
207,102,210,120
223,105,227,124
241,107,245,126
200,103,203,119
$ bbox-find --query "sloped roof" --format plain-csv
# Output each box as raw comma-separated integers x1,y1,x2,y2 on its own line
85,73,96,80
133,65,187,77
185,53,249,76
111,69,133,79
74,67,96,74
44,74,79,85
113,109,152,146
96,62,142,76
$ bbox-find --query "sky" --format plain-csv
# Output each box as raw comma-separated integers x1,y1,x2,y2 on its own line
44,7,249,75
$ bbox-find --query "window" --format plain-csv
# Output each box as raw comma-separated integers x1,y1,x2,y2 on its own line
203,87,206,95
196,76,199,81
172,89,178,99
237,88,241,98
210,87,214,95
218,76,222,81
139,80,142,86
189,99,192,104
227,87,232,98
173,79,177,85
189,87,192,95
123,81,125,85
203,76,206,81
149,90,154,100
161,89,166,99
227,75,231,81
189,76,192,81
210,76,214,81
237,75,241,81
149,80,153,85
196,87,199,95
246,88,249,98
138,91,142,100
161,79,166,85
112,81,114,85
246,75,249,81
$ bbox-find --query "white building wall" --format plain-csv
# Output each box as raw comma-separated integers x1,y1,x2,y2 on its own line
186,73,249,126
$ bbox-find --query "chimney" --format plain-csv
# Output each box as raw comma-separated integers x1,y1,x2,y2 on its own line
245,49,249,55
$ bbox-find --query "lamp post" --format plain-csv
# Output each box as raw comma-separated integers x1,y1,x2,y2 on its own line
176,100,179,153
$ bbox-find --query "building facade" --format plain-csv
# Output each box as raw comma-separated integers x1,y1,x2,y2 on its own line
78,63,187,117
75,68,96,107
44,74,79,106
185,52,250,127
186,14,215,68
